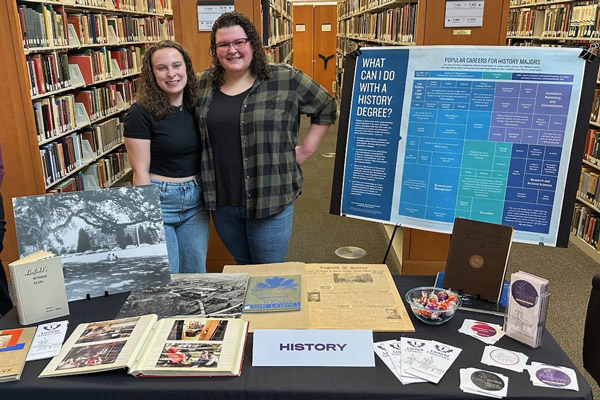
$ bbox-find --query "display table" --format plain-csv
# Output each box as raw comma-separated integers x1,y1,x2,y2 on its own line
0,275,592,400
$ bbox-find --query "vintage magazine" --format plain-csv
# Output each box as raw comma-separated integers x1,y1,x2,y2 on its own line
243,275,301,312
39,314,249,378
0,327,36,383
224,263,414,332
8,250,69,325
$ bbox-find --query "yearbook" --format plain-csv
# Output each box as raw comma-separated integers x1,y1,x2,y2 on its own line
0,327,36,383
8,250,69,325
39,314,249,378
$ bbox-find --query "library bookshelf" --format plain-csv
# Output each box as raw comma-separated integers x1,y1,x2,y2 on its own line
506,0,600,263
262,0,292,64
335,0,510,273
0,0,173,266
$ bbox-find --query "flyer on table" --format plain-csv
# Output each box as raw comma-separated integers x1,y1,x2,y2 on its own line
340,46,586,246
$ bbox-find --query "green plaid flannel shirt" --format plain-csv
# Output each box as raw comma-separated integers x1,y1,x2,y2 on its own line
196,63,337,219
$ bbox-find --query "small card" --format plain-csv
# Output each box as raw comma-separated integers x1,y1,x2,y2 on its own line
373,340,401,380
459,319,505,344
253,329,374,367
405,340,462,384
527,362,579,391
460,367,509,398
481,345,528,372
26,321,68,361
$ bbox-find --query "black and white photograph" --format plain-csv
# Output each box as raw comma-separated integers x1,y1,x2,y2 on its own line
116,273,249,319
12,186,171,301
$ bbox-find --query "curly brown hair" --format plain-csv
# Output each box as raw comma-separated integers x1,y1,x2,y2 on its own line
209,12,270,86
136,40,198,119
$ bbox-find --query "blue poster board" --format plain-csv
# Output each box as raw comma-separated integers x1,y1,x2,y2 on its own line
331,46,598,247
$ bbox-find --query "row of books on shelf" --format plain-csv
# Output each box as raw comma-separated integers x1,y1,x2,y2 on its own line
18,3,174,50
263,7,292,47
572,203,600,249
590,89,600,125
27,47,142,96
583,128,600,165
265,40,292,64
577,165,600,208
337,0,403,19
337,3,417,44
507,4,600,38
71,0,171,15
33,79,136,142
48,149,131,193
41,116,124,186
267,0,292,19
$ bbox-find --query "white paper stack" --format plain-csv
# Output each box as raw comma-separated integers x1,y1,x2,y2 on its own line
373,340,402,381
399,338,429,384
404,340,462,384
460,368,509,398
480,345,528,372
526,362,579,391
459,319,505,344
504,271,549,348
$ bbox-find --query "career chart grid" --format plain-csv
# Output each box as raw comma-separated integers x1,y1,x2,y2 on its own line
398,71,573,235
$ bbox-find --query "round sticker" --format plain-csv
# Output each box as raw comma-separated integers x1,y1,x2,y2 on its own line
471,323,497,337
469,254,484,268
489,349,519,366
511,280,538,308
535,367,571,387
470,370,505,391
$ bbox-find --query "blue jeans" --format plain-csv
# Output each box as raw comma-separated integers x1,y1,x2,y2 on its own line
151,177,210,273
211,202,294,265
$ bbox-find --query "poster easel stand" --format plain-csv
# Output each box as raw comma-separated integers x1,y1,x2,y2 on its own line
382,224,401,264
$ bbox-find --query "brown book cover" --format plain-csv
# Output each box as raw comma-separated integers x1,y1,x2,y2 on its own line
442,218,514,303
0,327,36,383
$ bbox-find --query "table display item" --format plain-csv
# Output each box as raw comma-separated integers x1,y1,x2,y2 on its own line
459,367,509,398
12,186,171,301
436,272,508,316
0,327,36,382
458,319,505,345
405,286,461,325
503,271,549,348
442,218,514,303
26,321,69,361
116,273,249,319
243,275,301,312
404,340,462,384
480,345,528,373
39,314,249,378
527,362,579,391
8,250,69,325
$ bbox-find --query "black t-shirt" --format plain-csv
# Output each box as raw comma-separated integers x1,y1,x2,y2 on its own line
207,88,251,206
124,102,201,177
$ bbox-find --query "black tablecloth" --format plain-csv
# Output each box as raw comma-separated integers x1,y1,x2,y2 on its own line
0,275,592,400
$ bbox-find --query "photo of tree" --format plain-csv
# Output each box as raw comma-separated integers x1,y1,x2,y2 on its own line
12,186,171,300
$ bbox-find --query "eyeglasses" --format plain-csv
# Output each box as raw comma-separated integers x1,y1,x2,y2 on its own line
215,38,250,51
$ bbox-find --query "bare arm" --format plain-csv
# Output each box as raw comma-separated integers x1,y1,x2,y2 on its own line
124,137,151,185
295,123,330,166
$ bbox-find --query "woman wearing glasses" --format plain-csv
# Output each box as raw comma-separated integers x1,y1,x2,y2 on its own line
196,12,337,265
124,41,209,273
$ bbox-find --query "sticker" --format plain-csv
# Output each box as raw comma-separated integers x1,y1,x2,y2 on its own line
470,370,505,391
511,279,538,308
535,367,572,387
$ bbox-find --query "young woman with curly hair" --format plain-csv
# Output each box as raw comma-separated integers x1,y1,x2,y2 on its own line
124,40,209,273
196,12,337,265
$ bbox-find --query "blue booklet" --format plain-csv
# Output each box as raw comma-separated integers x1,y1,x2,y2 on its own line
435,272,508,316
243,275,301,312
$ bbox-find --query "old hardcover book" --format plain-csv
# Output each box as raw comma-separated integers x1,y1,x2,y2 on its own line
39,314,249,378
8,250,69,326
442,218,514,303
0,327,36,382
243,275,301,312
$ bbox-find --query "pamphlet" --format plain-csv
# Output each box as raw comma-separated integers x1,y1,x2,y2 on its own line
405,340,462,384
26,321,69,361
373,340,401,380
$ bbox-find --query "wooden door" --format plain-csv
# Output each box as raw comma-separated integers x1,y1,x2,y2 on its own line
292,5,314,78
313,5,337,96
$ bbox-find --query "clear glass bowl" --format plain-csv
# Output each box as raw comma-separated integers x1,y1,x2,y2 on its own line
405,286,462,325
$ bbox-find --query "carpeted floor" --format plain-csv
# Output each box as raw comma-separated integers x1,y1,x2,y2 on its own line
287,117,600,398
